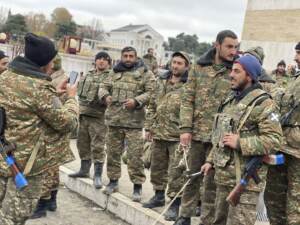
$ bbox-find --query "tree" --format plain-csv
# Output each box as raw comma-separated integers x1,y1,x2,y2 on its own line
25,12,48,35
55,21,77,39
2,13,28,36
166,33,212,57
51,7,72,24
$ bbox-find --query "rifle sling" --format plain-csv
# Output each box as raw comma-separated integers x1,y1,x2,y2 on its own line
234,94,269,185
23,131,44,176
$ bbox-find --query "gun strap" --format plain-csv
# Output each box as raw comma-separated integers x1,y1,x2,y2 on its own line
234,94,269,184
23,131,44,176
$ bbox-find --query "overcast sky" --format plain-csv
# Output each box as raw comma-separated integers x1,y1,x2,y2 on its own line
0,0,248,42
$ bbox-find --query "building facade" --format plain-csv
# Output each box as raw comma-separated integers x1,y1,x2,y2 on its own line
240,0,300,70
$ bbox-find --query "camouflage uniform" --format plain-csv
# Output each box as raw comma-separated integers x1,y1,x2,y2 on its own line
265,75,300,225
271,70,291,88
0,56,78,225
143,53,158,76
77,69,110,163
207,85,282,225
98,60,155,184
179,48,233,223
40,66,69,200
144,71,188,198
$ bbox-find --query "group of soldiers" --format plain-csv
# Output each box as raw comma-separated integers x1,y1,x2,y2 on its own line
0,28,299,225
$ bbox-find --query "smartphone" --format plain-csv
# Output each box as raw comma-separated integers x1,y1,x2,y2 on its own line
68,71,79,85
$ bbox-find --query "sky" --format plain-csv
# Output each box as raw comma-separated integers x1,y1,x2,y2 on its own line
0,0,248,42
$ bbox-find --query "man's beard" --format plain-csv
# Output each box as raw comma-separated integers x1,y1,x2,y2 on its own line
231,78,248,92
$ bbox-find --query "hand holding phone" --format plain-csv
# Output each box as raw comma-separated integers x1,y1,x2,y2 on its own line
68,71,79,85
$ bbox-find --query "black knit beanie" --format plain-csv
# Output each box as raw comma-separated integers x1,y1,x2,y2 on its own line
295,42,300,51
95,51,111,64
24,33,57,67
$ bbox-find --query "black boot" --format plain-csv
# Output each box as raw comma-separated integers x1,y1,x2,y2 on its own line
68,160,91,178
46,190,58,211
142,190,165,208
94,162,103,189
30,199,47,219
173,216,191,225
164,198,181,221
132,184,142,202
103,179,118,195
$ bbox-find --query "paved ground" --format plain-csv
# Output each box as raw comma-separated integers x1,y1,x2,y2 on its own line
63,140,269,225
26,186,128,225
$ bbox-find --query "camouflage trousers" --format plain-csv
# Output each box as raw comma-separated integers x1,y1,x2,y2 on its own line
40,166,60,199
77,115,106,163
179,141,214,218
106,126,146,184
265,154,300,225
150,140,186,198
0,174,44,225
213,184,258,225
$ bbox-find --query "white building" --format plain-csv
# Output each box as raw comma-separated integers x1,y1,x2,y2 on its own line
107,24,165,65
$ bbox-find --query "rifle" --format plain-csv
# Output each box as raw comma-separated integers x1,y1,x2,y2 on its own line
226,154,284,206
0,107,28,190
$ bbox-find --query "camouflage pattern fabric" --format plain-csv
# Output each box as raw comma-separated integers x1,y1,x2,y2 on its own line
271,71,291,88
77,115,106,163
145,71,186,141
98,65,155,129
179,55,232,219
180,141,211,217
50,69,68,90
41,166,59,199
143,53,158,75
150,140,186,198
0,174,44,225
265,75,300,225
0,56,78,177
106,126,145,184
207,86,282,223
213,184,259,225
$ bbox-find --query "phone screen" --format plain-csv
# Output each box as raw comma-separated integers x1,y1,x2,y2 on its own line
69,71,79,85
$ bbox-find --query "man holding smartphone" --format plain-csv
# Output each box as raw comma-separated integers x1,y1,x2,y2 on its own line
69,52,111,190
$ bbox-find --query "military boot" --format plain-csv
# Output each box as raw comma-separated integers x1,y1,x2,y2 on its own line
142,190,165,208
173,216,191,225
94,162,103,189
164,198,181,221
47,190,58,211
68,160,91,178
103,179,118,195
132,184,142,202
30,199,48,219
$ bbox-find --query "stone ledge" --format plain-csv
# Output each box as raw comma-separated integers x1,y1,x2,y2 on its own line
59,166,172,225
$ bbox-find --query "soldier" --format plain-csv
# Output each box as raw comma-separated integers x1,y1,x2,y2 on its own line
98,46,155,202
265,43,300,225
174,30,239,225
143,48,158,76
201,54,282,225
0,50,9,74
142,51,190,221
244,46,278,95
0,33,78,225
31,54,70,219
69,52,112,190
271,60,290,88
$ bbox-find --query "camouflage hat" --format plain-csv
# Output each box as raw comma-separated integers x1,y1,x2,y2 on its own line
172,51,191,65
244,46,265,65
52,54,62,71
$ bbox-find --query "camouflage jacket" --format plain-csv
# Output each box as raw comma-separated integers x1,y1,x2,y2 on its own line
0,56,78,177
143,54,158,75
180,48,232,142
207,85,282,191
278,75,300,158
98,60,155,129
271,70,290,88
145,71,188,141
78,69,110,118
